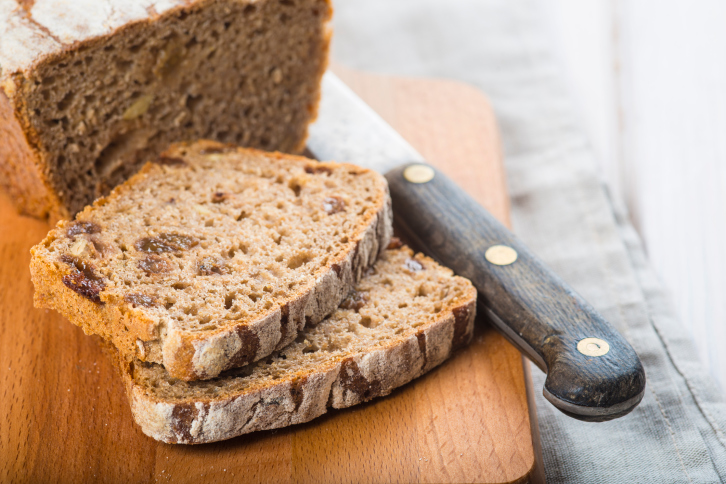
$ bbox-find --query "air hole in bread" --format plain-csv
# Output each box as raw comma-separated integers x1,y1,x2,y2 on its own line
186,94,203,113
359,316,373,328
224,292,237,310
129,41,146,54
183,305,199,316
287,252,312,270
57,91,75,111
288,179,302,197
95,130,146,177
302,343,319,354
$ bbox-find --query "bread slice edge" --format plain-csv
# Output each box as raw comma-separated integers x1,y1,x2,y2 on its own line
30,142,394,381
113,271,476,444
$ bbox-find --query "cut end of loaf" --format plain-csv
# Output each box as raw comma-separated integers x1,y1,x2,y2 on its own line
1,0,332,219
118,246,477,444
30,141,393,382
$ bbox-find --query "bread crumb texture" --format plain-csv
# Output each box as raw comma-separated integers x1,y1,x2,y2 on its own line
31,141,393,381
0,0,332,219
119,247,477,444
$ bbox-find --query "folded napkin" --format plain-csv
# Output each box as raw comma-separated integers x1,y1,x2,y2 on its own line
333,1,726,482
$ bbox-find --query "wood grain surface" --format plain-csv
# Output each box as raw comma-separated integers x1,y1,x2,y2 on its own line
0,67,541,484
549,0,726,390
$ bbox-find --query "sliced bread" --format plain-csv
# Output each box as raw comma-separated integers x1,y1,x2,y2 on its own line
31,140,392,381
0,0,331,220
113,246,476,444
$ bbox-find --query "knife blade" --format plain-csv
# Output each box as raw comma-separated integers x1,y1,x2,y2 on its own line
307,72,645,422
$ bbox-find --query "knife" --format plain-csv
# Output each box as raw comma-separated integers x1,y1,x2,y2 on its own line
307,72,646,422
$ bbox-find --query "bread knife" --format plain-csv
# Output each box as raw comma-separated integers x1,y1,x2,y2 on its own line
306,72,646,422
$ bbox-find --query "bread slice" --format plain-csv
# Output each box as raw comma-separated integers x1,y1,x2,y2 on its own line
112,246,476,444
31,140,393,381
0,0,331,220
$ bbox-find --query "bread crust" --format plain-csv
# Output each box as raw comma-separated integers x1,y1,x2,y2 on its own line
0,0,333,219
30,142,393,381
0,0,192,219
118,290,476,444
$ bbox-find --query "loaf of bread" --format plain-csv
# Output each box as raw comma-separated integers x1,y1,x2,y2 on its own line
31,141,393,381
112,246,476,444
0,0,331,220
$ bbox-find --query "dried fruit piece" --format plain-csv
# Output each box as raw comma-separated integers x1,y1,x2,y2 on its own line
197,257,229,276
67,221,101,237
271,67,283,84
138,255,172,275
211,192,231,203
387,237,403,250
323,196,345,215
135,234,198,253
69,239,96,258
193,205,213,216
154,43,185,79
122,94,154,121
340,290,368,311
60,255,106,303
125,293,158,308
305,165,333,175
405,258,424,272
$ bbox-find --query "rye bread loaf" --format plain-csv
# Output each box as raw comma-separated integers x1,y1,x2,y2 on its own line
31,140,393,381
0,0,331,220
113,246,477,444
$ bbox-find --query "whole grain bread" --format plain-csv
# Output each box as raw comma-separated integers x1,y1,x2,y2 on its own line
113,246,476,444
31,140,393,381
0,0,331,220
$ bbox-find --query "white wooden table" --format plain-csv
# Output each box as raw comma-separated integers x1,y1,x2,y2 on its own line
545,0,726,388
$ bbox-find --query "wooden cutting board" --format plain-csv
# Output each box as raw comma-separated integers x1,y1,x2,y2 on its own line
0,67,543,484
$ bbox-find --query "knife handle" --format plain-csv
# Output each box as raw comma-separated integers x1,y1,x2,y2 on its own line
386,163,646,422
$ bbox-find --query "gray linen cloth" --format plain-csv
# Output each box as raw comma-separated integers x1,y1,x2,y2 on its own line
332,0,726,482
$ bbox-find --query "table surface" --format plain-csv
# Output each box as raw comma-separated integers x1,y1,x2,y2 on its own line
0,67,542,484
545,0,726,389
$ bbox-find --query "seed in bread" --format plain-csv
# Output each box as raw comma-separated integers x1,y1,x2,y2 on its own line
114,246,477,444
0,0,332,220
30,141,393,381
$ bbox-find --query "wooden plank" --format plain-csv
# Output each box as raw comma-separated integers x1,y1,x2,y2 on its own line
547,0,726,389
0,69,539,483
613,0,726,389
334,66,541,484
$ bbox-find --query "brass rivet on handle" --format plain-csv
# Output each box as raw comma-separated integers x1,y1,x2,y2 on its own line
403,164,435,184
485,245,518,266
577,337,610,357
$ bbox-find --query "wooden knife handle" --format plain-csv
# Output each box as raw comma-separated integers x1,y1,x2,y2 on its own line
386,163,646,422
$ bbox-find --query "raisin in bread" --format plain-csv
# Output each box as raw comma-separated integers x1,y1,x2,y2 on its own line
31,140,393,381
0,0,331,220
112,246,476,444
